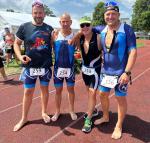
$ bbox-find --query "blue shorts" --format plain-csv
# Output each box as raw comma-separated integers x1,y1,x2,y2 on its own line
98,74,128,96
53,66,75,87
19,68,52,89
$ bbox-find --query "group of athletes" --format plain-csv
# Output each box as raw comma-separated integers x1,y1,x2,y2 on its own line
12,0,137,140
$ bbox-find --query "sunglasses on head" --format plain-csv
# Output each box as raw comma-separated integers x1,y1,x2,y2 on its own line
105,1,118,7
80,23,91,28
32,1,43,7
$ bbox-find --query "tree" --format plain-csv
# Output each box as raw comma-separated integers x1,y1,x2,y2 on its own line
6,9,14,12
44,4,56,17
92,2,105,26
131,0,150,32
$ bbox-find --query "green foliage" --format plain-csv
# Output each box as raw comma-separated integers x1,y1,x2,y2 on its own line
132,0,150,32
44,4,56,17
92,2,105,26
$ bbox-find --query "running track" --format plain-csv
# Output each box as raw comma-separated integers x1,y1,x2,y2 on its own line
0,40,150,143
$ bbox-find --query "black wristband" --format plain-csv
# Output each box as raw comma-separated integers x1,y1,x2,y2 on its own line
124,71,131,76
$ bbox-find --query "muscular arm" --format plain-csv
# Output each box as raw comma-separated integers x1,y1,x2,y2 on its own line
119,48,137,84
125,49,137,72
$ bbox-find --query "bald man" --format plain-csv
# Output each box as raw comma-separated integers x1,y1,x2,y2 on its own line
51,13,77,121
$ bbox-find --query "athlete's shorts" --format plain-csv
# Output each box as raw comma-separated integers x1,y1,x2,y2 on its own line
98,74,128,96
0,57,4,68
53,66,75,87
19,68,52,89
82,67,101,90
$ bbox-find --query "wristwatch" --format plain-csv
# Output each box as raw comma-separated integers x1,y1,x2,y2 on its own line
124,71,131,76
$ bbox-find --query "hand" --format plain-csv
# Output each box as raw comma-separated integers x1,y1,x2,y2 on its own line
118,73,130,85
19,55,31,64
52,29,59,40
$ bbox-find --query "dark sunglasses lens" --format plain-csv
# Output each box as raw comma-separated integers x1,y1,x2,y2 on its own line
80,23,90,28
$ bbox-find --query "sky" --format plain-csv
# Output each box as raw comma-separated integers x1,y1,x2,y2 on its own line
0,0,136,20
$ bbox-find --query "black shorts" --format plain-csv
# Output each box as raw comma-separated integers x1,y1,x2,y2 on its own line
82,66,101,90
5,45,14,54
0,57,4,68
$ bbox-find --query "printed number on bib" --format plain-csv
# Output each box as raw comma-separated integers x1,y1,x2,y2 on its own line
101,74,118,88
82,65,95,76
57,68,71,78
30,68,45,76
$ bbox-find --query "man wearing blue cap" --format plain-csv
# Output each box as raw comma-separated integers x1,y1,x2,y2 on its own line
94,1,137,139
13,0,53,131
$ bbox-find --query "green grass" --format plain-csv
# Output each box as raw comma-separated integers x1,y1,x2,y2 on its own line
4,59,22,76
137,43,144,48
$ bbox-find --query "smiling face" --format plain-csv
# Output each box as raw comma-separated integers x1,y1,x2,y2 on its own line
59,14,72,30
104,10,120,27
80,23,92,36
32,5,45,25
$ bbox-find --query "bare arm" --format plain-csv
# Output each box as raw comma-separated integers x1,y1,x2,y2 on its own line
119,48,137,84
124,49,137,72
14,38,31,64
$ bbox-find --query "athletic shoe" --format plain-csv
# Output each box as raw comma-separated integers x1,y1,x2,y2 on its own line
82,117,92,133
84,108,99,119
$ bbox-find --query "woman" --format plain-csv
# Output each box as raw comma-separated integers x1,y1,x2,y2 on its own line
77,17,102,133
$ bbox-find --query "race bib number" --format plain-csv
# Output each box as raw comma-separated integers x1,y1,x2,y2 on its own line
82,65,95,76
57,68,71,78
101,74,118,88
30,68,45,76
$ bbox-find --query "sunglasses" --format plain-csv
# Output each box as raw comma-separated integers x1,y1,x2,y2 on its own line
32,1,43,7
80,23,91,28
105,1,118,7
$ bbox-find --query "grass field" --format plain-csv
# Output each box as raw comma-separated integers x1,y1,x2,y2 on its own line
1,39,148,77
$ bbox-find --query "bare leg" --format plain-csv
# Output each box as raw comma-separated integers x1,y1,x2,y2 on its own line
94,91,110,125
51,86,63,121
13,88,35,131
111,96,127,139
0,67,7,80
87,87,96,119
40,85,50,123
67,85,77,120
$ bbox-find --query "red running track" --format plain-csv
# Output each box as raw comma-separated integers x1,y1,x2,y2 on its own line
0,40,150,143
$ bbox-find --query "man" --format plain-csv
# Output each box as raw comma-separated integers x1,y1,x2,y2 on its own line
94,1,137,139
3,27,16,66
51,13,77,121
13,0,53,131
78,17,102,133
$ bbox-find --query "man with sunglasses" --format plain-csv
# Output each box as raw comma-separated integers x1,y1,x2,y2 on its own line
13,0,53,131
77,17,102,133
94,1,137,139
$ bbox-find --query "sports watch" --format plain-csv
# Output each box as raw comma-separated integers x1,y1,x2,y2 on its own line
124,71,131,76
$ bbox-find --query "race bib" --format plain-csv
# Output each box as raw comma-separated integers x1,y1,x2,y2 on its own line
57,68,71,78
82,65,95,76
30,68,45,76
101,74,118,88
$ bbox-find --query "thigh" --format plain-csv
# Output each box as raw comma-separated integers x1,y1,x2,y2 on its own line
39,68,52,86
115,83,128,96
19,68,37,89
53,67,64,87
66,69,75,87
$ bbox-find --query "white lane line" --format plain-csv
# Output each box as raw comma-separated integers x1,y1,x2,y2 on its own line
0,79,83,115
44,67,150,143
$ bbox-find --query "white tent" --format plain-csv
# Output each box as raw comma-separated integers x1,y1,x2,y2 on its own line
0,11,80,33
